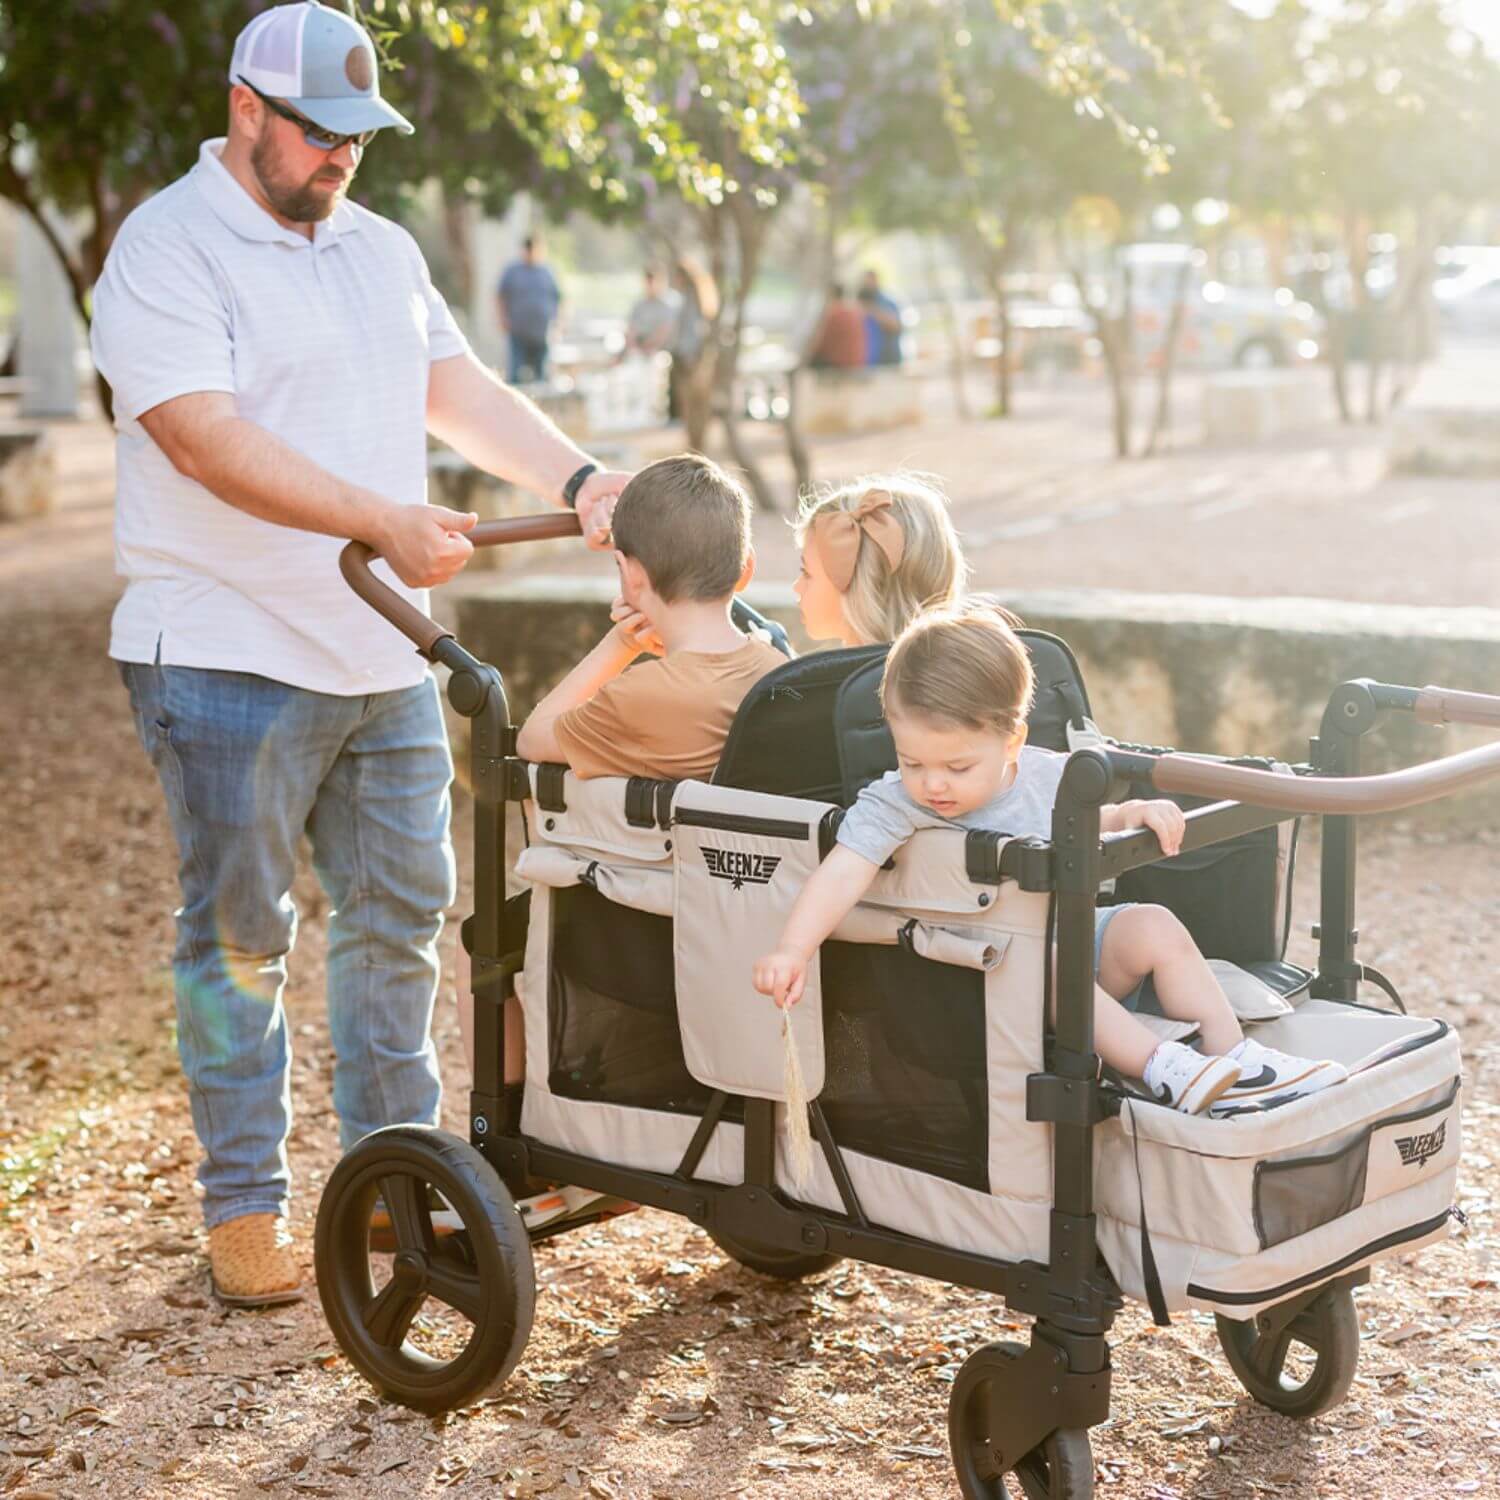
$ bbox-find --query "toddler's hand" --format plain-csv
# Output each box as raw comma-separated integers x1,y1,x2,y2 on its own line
610,596,665,656
1138,798,1186,857
753,949,808,1009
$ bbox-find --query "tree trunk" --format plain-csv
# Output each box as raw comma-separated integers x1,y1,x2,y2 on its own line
1143,252,1194,457
927,237,972,422
441,188,476,309
1069,254,1133,459
782,366,813,494
993,267,1013,419
715,209,779,512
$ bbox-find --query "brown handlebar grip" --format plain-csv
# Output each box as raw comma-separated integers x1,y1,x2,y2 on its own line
1414,684,1500,730
472,512,583,548
339,540,452,655
337,511,587,657
1151,739,1500,815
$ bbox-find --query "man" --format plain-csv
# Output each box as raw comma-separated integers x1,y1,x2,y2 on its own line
90,0,627,1308
858,268,904,367
497,235,562,384
620,266,680,361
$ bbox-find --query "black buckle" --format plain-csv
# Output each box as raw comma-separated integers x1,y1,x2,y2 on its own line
625,777,656,829
503,758,531,802
965,828,1005,884
1026,1072,1109,1127
535,762,567,813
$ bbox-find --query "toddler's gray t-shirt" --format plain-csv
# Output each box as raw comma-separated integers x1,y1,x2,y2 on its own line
836,745,1068,867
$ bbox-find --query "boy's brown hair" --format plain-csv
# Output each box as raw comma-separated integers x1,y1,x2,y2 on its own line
611,454,753,603
881,602,1035,737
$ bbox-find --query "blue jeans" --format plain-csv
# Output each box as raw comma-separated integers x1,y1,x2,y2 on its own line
507,334,549,384
120,661,454,1228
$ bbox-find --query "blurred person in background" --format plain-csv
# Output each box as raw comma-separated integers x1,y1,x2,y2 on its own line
806,282,868,369
621,266,680,362
858,268,903,367
497,233,562,384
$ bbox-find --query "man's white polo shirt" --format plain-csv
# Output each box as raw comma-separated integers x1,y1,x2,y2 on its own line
92,138,469,696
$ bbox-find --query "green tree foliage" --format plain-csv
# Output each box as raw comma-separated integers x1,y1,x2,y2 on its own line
0,0,799,327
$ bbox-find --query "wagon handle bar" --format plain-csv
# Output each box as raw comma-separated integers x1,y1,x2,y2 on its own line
1413,684,1500,730
1146,736,1500,815
338,512,583,659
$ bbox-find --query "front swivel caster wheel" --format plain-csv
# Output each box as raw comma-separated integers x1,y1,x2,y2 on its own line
315,1125,535,1413
949,1341,1095,1500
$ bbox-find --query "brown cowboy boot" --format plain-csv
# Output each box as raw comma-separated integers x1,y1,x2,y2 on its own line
208,1213,304,1308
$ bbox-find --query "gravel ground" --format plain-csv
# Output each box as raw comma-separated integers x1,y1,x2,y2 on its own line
3,409,1499,1500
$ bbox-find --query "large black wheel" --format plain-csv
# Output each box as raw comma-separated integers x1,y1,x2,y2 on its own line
949,1342,1095,1500
1216,1284,1360,1418
315,1125,535,1413
707,1227,841,1281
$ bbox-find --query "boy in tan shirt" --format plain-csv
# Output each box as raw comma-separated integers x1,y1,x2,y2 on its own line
517,453,785,776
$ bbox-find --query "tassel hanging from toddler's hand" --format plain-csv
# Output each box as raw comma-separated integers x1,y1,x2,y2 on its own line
781,1008,814,1191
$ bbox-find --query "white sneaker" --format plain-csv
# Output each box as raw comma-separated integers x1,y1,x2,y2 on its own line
1142,1041,1243,1115
1208,1037,1349,1117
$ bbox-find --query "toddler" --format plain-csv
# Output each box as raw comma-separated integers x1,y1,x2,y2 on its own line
753,605,1348,1116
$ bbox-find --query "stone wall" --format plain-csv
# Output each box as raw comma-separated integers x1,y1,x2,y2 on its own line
452,577,1500,822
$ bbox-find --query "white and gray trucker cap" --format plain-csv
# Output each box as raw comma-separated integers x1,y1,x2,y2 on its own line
229,1,414,136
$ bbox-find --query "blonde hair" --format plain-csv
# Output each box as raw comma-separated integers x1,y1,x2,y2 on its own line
794,473,966,645
881,602,1035,739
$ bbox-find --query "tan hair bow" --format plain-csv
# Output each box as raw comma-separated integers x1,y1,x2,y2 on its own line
811,490,906,593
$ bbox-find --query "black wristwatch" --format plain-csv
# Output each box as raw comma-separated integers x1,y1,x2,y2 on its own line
561,462,598,510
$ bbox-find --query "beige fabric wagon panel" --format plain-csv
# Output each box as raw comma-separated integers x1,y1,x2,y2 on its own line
862,827,1026,920
523,1089,1053,1265
525,765,675,866
516,881,559,1092
515,843,673,916
979,886,1056,1207
672,782,833,1101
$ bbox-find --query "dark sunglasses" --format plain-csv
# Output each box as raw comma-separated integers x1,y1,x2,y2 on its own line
237,76,376,151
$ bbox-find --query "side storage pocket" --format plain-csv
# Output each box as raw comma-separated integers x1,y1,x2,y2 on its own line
1254,1078,1460,1249
672,783,832,1101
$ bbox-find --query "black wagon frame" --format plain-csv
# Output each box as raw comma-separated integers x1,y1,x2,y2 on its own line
326,514,1500,1493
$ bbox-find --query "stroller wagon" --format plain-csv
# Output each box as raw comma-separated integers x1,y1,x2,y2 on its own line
316,515,1500,1499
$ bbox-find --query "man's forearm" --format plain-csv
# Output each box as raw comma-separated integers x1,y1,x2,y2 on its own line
142,396,391,545
428,352,593,503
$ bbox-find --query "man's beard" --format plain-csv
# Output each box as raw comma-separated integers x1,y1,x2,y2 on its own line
251,128,351,223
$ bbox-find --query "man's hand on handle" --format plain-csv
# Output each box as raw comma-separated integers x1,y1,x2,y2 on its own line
574,469,633,550
372,503,479,588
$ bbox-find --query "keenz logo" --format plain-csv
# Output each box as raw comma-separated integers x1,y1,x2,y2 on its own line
702,846,781,891
1394,1122,1446,1168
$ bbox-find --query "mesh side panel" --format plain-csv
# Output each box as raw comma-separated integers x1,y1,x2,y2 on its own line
544,887,988,1187
547,884,717,1116
820,941,989,1191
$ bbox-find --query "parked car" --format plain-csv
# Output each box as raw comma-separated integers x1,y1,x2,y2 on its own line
1117,243,1322,370
966,277,1099,372
1434,265,1500,341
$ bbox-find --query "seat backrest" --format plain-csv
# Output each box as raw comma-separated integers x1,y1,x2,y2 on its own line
713,643,888,802
714,631,1092,805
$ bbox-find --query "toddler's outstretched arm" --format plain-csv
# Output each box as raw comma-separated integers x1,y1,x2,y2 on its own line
752,846,880,1008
